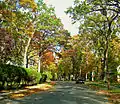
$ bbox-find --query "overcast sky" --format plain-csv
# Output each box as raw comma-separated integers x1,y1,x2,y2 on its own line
43,0,79,35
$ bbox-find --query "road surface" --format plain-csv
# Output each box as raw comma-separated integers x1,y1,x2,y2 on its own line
0,81,109,104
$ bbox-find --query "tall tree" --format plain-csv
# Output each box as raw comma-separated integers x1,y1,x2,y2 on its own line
0,0,36,65
66,0,120,89
28,1,69,72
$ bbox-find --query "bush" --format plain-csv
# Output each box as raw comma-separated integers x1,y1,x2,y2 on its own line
0,64,26,88
0,64,41,89
39,74,47,83
25,68,41,84
43,71,52,81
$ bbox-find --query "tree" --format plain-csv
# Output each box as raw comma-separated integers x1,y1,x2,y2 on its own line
108,37,120,82
66,0,120,89
0,0,36,65
58,56,73,80
29,1,68,72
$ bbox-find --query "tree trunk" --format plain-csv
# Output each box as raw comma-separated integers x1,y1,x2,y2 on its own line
105,38,110,90
105,20,112,90
101,57,105,80
86,73,88,81
26,55,29,68
38,56,41,72
79,69,81,77
89,72,92,81
24,37,31,68
117,65,120,82
92,71,94,81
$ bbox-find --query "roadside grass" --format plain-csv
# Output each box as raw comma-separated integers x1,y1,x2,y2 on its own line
108,89,120,93
85,81,107,90
85,81,120,104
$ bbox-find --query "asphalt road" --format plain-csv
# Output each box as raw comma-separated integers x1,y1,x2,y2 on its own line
0,81,109,104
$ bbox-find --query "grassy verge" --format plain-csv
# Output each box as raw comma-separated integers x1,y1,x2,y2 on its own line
85,81,120,104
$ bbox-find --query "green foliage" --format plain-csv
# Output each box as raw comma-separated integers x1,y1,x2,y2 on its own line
47,63,57,72
58,57,73,76
25,68,41,83
0,64,41,89
43,71,52,81
66,0,120,85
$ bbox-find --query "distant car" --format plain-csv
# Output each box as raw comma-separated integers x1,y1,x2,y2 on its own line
76,78,85,84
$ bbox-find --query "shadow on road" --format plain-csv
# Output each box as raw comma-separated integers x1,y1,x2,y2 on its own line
0,81,109,104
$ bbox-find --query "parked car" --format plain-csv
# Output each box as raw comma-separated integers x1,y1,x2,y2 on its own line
76,78,85,84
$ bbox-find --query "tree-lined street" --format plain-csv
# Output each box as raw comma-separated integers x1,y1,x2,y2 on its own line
0,0,120,103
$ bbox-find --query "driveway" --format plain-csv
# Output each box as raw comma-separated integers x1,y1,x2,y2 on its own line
0,81,109,104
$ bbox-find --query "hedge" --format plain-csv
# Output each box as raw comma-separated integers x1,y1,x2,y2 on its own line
0,64,41,89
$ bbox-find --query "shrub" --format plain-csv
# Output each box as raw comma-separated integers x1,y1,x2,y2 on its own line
39,74,47,83
0,64,41,89
25,68,41,84
43,71,52,81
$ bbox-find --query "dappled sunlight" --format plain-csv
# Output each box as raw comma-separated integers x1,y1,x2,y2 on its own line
18,82,108,104
0,90,11,93
25,84,52,89
97,90,109,95
8,84,53,99
0,82,111,104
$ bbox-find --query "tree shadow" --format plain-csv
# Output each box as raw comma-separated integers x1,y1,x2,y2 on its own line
0,82,109,104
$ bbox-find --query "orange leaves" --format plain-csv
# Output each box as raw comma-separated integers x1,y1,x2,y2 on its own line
0,10,12,22
42,51,55,65
41,51,58,73
33,31,43,39
19,0,37,11
62,49,75,57
9,84,52,99
34,31,41,36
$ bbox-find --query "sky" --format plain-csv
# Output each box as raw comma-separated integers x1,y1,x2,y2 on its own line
43,0,79,35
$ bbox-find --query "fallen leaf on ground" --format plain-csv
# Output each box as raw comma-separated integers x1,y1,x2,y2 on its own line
96,90,120,104
9,84,53,99
96,90,109,95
